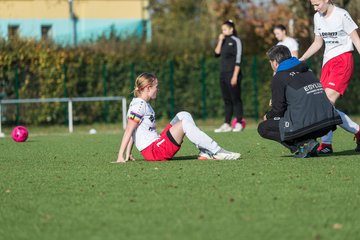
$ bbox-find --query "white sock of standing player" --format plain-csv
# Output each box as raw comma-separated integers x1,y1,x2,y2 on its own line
321,109,360,144
171,111,221,154
338,110,360,133
321,130,333,144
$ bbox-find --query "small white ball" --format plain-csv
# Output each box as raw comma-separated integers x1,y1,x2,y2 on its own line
89,129,97,134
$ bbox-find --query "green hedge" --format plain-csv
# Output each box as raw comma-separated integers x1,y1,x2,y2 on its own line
0,39,359,126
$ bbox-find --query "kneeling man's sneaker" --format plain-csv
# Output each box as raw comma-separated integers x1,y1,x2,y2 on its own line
214,123,232,133
317,143,333,155
213,149,241,160
295,139,319,158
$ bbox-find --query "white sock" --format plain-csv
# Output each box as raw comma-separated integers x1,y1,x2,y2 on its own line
337,109,360,134
174,111,221,154
321,110,360,145
321,130,333,145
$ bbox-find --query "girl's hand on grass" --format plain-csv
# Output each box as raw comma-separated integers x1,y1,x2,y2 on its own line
127,154,136,161
112,154,135,164
112,155,127,164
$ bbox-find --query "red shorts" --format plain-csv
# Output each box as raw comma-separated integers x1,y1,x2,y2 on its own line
141,124,181,161
320,52,354,96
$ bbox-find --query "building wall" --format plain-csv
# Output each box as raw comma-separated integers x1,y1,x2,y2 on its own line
0,0,150,44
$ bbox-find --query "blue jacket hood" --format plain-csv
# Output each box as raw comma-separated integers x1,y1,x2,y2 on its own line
276,57,302,73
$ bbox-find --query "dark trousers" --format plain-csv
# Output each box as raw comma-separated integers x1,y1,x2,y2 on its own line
257,118,334,152
220,71,243,124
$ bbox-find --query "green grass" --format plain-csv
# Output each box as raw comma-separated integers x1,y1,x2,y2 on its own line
1,124,360,240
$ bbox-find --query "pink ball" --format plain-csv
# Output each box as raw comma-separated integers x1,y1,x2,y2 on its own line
11,126,29,142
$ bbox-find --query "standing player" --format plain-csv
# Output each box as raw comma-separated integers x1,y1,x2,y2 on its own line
113,73,240,163
273,24,299,57
214,20,245,133
299,0,360,153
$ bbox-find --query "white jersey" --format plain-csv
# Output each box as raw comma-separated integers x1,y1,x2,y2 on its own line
277,37,299,54
127,98,159,151
314,6,358,65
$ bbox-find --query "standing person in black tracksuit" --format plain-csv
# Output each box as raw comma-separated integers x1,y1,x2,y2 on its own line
257,45,342,158
214,20,245,133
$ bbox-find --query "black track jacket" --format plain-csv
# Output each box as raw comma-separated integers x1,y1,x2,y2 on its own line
215,35,242,73
266,57,342,141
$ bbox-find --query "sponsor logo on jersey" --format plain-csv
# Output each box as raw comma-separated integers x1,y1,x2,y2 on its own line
321,32,337,38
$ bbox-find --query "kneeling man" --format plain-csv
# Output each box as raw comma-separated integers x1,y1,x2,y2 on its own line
258,45,342,158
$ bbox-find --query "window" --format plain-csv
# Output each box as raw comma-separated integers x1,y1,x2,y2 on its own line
8,25,19,39
41,25,52,41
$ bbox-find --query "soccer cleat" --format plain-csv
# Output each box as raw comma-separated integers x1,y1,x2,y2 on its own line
294,139,319,158
317,143,333,155
214,123,232,133
232,122,243,132
213,148,241,160
355,130,360,152
198,148,240,160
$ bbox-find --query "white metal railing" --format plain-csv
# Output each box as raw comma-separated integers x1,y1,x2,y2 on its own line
0,96,127,137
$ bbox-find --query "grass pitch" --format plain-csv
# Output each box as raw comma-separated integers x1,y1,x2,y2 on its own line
1,125,360,240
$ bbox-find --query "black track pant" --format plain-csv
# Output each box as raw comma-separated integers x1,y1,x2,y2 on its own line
257,118,335,152
220,71,243,124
